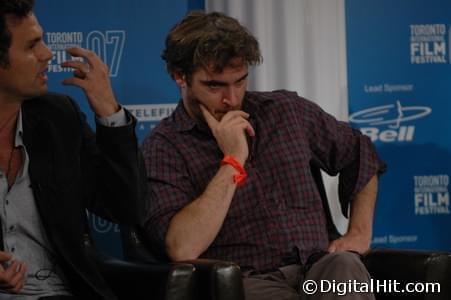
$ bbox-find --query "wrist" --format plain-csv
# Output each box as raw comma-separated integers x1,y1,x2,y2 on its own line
346,226,372,239
95,102,120,118
228,153,246,165
221,155,247,186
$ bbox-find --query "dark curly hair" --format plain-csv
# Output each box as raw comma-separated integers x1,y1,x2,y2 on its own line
162,11,262,81
0,0,34,68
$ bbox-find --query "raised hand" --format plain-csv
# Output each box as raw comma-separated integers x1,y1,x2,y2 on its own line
200,105,255,165
61,47,119,118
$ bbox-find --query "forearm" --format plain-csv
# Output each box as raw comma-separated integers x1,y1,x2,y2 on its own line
347,174,378,239
85,111,146,224
165,164,239,261
329,174,378,253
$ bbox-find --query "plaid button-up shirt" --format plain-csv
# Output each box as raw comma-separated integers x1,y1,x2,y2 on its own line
142,90,385,271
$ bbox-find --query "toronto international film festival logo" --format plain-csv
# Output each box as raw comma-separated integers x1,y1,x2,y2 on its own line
45,30,126,77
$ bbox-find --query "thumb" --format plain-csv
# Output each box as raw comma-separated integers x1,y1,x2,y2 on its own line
327,242,337,253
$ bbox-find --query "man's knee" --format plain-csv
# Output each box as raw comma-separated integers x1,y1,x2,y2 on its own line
323,251,363,268
308,251,370,281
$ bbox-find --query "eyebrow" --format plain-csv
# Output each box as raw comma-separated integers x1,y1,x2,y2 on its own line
200,73,249,87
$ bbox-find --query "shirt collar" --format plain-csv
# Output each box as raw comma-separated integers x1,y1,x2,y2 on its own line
14,109,24,148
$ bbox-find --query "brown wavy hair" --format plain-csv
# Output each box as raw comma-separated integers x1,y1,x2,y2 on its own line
0,0,34,68
162,11,262,80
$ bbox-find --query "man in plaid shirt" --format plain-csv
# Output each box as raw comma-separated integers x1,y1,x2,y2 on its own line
142,11,385,300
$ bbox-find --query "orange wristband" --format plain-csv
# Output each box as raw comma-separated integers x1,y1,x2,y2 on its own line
221,155,247,187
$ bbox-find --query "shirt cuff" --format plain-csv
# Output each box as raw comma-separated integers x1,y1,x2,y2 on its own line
96,107,129,127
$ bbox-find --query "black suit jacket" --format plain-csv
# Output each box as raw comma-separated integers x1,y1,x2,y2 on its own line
2,93,146,299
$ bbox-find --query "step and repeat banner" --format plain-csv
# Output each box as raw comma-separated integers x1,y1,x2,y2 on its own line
346,0,451,250
34,0,204,257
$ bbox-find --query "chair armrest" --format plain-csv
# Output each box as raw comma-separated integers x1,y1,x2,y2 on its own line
363,248,451,300
183,259,245,300
94,252,196,300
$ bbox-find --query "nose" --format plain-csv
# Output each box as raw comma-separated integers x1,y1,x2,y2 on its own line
222,86,239,107
38,42,53,63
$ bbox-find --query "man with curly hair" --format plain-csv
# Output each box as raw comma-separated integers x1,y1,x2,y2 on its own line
0,1,146,298
142,11,385,300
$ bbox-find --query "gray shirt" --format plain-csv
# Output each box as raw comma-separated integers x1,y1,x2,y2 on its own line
0,108,127,299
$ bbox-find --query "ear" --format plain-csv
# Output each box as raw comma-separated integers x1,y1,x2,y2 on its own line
173,71,187,88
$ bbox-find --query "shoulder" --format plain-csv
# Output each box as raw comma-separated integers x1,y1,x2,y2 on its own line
246,89,321,117
246,89,298,102
22,92,79,117
21,93,85,135
141,110,180,154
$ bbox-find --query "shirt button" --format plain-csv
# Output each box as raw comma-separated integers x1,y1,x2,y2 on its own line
9,225,14,231
5,200,9,205
11,247,15,252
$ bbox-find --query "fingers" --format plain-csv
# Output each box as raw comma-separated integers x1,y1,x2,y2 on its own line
59,47,118,117
61,77,86,89
244,121,255,137
65,46,100,68
60,60,90,78
0,261,27,294
5,262,27,293
328,236,369,254
225,115,254,136
60,46,109,86
0,252,12,263
220,110,250,123
200,104,254,135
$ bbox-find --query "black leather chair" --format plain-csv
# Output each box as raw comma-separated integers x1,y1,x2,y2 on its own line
120,227,244,300
363,248,451,300
85,223,197,300
92,250,196,300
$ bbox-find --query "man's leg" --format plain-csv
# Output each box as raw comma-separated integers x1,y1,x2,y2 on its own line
301,251,375,300
243,265,301,300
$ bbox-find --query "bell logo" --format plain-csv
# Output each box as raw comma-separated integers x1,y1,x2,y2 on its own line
349,101,431,143
360,126,415,142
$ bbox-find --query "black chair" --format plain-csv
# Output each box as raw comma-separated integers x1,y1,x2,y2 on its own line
363,248,451,300
120,226,244,300
92,250,196,300
85,223,197,300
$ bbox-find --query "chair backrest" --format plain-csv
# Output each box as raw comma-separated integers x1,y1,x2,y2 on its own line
309,162,343,241
363,248,451,300
120,225,163,263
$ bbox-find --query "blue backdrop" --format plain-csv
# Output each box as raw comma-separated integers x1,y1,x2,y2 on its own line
34,0,204,257
346,0,451,250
